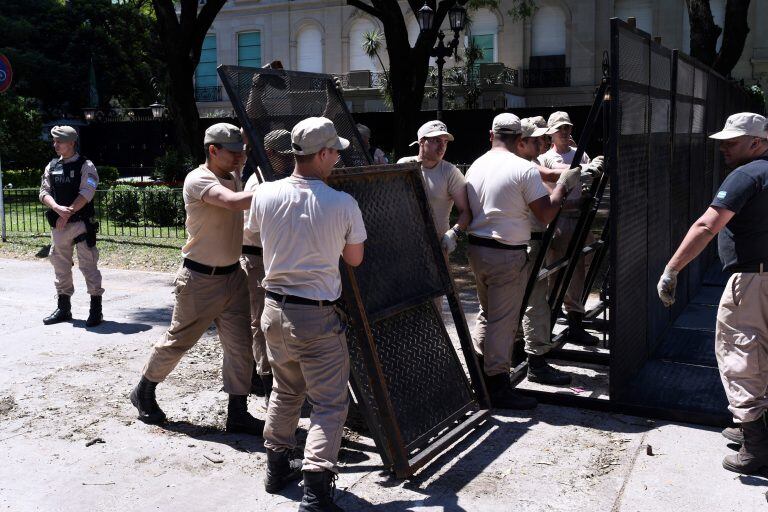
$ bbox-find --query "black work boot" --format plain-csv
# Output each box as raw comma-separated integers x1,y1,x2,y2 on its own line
299,470,343,512
484,373,537,410
85,295,103,327
722,426,744,445
262,374,274,407
130,376,166,424
251,367,266,396
264,448,303,494
527,355,572,386
43,295,72,325
225,394,264,436
723,415,768,475
566,312,600,346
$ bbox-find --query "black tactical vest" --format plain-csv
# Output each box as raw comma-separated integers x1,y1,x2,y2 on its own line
49,156,95,221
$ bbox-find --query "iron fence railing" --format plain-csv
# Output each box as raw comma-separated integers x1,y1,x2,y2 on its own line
521,67,571,88
195,85,223,102
2,187,186,239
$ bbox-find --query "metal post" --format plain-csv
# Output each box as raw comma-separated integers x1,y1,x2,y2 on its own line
436,53,444,120
0,153,5,242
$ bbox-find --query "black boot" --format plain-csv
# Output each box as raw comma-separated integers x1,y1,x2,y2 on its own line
130,376,166,424
225,394,264,436
567,312,599,346
43,295,72,325
527,355,572,386
484,373,537,410
722,426,744,445
723,415,768,475
251,367,266,396
262,374,273,407
298,470,343,512
264,448,303,493
85,295,103,327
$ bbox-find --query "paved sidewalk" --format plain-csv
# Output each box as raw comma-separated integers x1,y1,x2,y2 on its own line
0,258,764,511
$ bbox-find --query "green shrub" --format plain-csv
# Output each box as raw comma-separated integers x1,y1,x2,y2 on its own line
141,186,185,226
153,149,196,183
2,168,43,189
98,166,120,188
105,184,141,225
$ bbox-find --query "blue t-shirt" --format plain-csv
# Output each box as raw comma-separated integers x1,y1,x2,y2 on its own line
710,157,768,271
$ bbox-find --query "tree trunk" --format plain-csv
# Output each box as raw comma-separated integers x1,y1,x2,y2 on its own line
713,0,751,77
167,56,204,163
686,0,721,66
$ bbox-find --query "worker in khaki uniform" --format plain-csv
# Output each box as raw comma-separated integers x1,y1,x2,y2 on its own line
356,123,388,164
246,117,366,510
130,123,264,436
658,113,768,476
242,128,295,402
39,125,104,327
541,111,601,346
397,120,471,254
465,113,586,409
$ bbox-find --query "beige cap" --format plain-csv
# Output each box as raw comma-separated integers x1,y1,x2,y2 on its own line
709,112,768,140
547,111,573,133
356,124,372,139
204,123,245,151
264,129,293,154
529,116,547,129
521,118,549,138
291,117,349,155
51,125,78,142
410,120,454,146
492,113,522,134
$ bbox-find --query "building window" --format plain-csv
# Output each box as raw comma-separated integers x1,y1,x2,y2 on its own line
195,34,217,88
531,5,566,57
682,0,725,54
349,18,379,71
469,8,497,64
297,25,323,73
238,31,262,68
615,0,653,34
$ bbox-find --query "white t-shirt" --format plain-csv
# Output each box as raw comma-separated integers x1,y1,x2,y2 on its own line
242,172,261,247
466,149,548,245
397,156,466,234
246,176,367,301
542,146,590,204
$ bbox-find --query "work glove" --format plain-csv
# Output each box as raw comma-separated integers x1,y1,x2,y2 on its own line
580,156,604,178
556,166,582,193
441,228,458,254
657,265,679,307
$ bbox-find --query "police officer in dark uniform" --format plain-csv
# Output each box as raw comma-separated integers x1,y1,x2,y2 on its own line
39,125,103,327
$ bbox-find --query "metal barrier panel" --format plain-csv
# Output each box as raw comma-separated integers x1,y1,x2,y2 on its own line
217,65,489,477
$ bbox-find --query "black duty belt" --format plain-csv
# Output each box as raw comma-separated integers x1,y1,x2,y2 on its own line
729,263,767,274
265,290,341,307
242,245,263,256
468,234,527,251
183,258,239,276
530,232,544,241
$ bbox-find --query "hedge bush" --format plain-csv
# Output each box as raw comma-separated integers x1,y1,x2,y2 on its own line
99,166,119,187
105,184,142,225
141,186,185,226
2,168,42,189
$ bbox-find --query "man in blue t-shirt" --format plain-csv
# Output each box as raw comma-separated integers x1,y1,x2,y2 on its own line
657,112,768,476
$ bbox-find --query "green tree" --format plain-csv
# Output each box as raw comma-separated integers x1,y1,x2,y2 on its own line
0,94,50,170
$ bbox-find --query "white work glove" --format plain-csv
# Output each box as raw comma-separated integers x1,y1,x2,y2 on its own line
441,228,458,254
580,156,604,178
556,166,582,193
657,265,679,307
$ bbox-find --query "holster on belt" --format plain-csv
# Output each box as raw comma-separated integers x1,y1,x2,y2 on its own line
73,217,99,247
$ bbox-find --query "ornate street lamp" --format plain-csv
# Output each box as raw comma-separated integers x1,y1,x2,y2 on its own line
150,102,166,119
83,107,97,121
418,1,467,120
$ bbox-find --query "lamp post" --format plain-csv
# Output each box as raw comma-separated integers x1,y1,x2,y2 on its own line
150,102,165,119
418,1,467,120
83,107,96,121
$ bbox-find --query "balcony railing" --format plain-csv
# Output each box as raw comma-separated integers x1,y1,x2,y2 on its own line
336,71,388,89
521,67,571,88
195,85,223,102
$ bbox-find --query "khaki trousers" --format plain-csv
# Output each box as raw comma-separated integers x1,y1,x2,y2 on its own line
547,216,588,314
468,244,531,376
261,298,349,473
142,266,254,396
523,239,553,356
241,254,271,375
49,220,103,296
715,272,768,423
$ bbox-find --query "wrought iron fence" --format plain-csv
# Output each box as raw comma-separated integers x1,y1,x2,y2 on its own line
2,187,186,239
521,67,571,88
195,85,223,102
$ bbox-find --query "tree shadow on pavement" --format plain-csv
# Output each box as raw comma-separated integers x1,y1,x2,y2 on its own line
124,306,175,327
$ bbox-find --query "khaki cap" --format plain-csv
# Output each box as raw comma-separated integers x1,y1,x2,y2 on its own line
204,123,245,151
529,116,547,129
51,125,78,142
291,117,349,155
356,124,372,139
264,129,293,154
492,113,522,134
410,120,454,146
547,111,573,133
521,117,549,138
709,112,768,140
